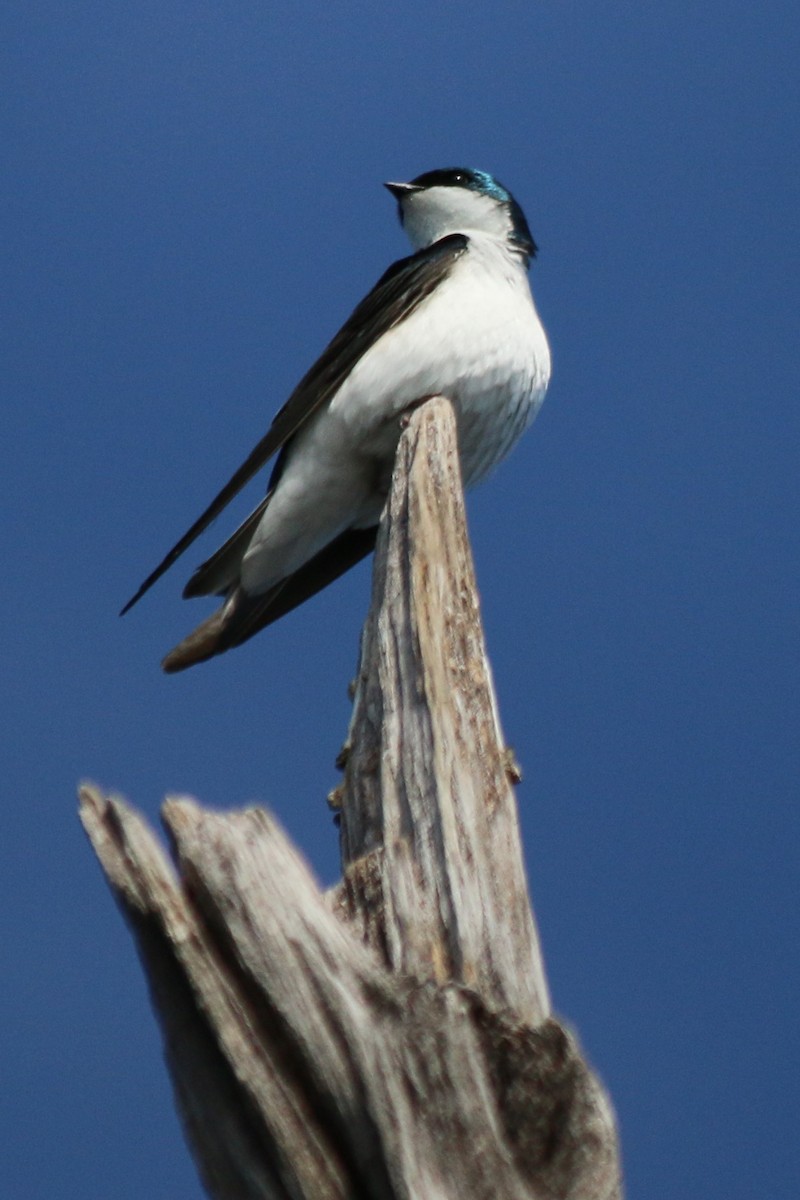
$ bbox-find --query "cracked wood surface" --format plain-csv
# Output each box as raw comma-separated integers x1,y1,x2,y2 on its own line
80,398,622,1200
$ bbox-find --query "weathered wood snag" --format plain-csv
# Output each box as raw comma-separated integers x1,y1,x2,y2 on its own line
80,397,622,1200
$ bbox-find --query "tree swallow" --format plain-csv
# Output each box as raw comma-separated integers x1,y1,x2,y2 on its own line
122,168,551,671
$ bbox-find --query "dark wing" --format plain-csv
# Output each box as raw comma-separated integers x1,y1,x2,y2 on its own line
121,233,469,615
182,496,271,598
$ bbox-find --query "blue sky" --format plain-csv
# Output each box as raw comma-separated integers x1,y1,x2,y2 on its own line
3,3,798,1196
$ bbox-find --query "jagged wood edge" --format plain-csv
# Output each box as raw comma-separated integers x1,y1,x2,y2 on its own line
80,397,622,1200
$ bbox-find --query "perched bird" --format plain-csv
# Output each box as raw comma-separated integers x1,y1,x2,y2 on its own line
122,167,551,671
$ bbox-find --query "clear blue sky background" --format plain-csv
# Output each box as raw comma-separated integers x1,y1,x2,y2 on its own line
3,3,798,1197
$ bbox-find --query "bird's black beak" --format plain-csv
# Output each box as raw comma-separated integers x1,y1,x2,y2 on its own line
384,181,422,199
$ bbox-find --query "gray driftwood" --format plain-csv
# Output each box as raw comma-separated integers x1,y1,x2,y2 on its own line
80,397,622,1200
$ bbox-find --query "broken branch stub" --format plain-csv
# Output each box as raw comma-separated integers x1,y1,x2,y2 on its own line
80,396,621,1200
335,396,550,1024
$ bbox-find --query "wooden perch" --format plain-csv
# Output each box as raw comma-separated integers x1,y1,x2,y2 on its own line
80,397,622,1200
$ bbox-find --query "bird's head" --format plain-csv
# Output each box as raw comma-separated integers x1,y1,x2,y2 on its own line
385,167,537,263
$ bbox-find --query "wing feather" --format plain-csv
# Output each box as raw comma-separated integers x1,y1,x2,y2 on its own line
121,234,468,615
182,496,270,598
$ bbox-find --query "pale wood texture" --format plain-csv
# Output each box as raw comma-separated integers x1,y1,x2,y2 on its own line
80,397,622,1200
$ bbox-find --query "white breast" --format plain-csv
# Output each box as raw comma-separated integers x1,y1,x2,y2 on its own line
331,233,551,488
241,236,550,593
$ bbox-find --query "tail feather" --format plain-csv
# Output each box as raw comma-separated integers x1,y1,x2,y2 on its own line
161,525,378,673
161,603,233,673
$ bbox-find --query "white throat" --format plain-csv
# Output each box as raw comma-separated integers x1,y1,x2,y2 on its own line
401,185,513,251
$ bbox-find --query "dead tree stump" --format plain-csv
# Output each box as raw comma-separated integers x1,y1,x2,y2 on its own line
80,397,622,1200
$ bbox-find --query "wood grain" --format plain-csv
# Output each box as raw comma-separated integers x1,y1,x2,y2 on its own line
80,397,621,1200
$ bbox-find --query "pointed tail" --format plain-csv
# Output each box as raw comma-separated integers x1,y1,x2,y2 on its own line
161,605,231,673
